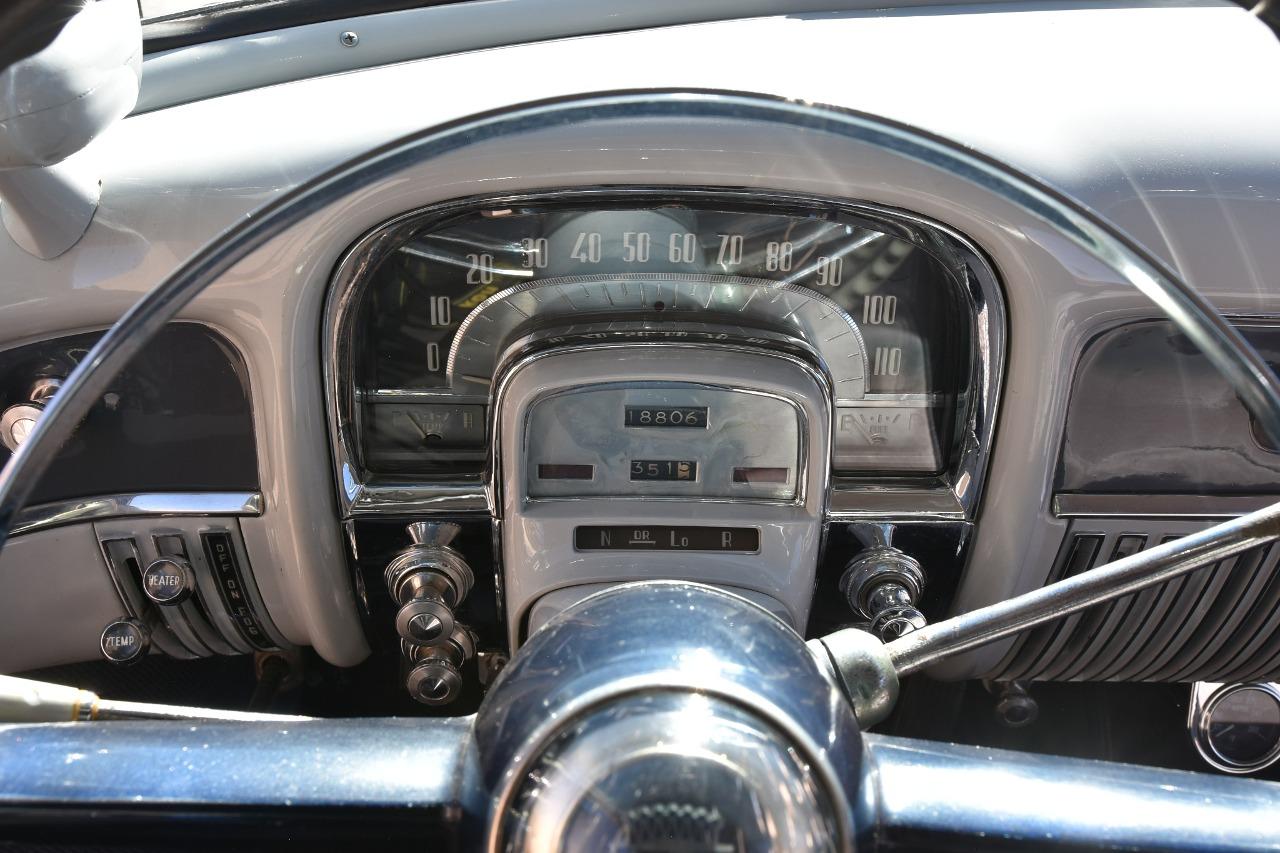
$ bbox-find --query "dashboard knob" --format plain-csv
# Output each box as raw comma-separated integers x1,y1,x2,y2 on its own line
406,656,463,706
401,627,475,706
0,378,59,452
384,523,474,646
840,547,928,642
99,618,150,664
0,401,43,452
394,594,455,644
141,556,195,606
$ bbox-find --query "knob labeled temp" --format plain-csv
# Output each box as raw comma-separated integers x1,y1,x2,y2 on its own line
99,618,150,664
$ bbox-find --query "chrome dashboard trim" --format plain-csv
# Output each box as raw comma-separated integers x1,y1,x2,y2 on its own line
9,492,265,538
322,187,1006,524
829,487,966,520
1055,493,1280,519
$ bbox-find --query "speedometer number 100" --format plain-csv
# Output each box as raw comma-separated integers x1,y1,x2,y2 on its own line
863,295,897,325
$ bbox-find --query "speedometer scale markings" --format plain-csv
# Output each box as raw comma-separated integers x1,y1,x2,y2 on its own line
353,198,971,475
447,274,867,401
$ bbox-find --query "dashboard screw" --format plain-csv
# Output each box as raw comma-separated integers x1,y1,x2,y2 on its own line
339,31,359,47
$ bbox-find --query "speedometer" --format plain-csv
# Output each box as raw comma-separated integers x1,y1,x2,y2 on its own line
336,191,983,481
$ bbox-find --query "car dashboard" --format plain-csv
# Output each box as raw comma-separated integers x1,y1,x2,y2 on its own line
3,0,1280,787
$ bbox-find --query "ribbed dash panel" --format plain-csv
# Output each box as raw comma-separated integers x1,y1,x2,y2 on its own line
988,519,1280,683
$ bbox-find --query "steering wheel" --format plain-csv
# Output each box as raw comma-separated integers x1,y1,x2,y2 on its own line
4,91,1280,850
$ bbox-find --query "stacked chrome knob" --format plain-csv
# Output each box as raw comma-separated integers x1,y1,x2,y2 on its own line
402,628,476,706
839,546,928,641
384,522,477,705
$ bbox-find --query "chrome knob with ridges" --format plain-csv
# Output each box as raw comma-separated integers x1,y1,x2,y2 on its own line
384,522,473,646
402,626,475,706
839,546,928,642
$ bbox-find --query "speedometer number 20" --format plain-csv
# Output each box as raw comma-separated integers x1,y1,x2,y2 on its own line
466,253,495,285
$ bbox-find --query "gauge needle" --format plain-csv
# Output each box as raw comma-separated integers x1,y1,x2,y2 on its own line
406,412,436,440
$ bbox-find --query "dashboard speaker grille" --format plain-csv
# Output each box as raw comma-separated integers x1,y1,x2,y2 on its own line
991,519,1280,683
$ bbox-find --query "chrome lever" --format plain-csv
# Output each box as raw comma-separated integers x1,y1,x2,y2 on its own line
814,500,1280,726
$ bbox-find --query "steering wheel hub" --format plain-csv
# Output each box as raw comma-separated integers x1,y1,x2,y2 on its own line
474,581,863,852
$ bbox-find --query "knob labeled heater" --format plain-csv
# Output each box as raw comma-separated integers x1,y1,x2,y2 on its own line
402,627,476,706
384,522,473,646
99,618,150,664
141,556,195,605
840,547,927,641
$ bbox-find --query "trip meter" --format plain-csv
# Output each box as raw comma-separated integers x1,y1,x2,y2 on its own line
337,191,982,480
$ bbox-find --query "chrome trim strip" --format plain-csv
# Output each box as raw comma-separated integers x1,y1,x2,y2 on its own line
348,481,488,516
829,486,966,520
1053,493,1278,519
10,492,265,538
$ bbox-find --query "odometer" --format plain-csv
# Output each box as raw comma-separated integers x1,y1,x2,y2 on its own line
349,193,976,476
624,406,707,428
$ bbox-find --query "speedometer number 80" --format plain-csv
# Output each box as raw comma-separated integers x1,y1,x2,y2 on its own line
765,241,793,272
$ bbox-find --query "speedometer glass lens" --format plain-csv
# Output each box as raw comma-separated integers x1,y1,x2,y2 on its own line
352,195,974,477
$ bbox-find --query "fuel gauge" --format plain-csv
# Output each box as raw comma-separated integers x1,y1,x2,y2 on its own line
362,402,487,471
